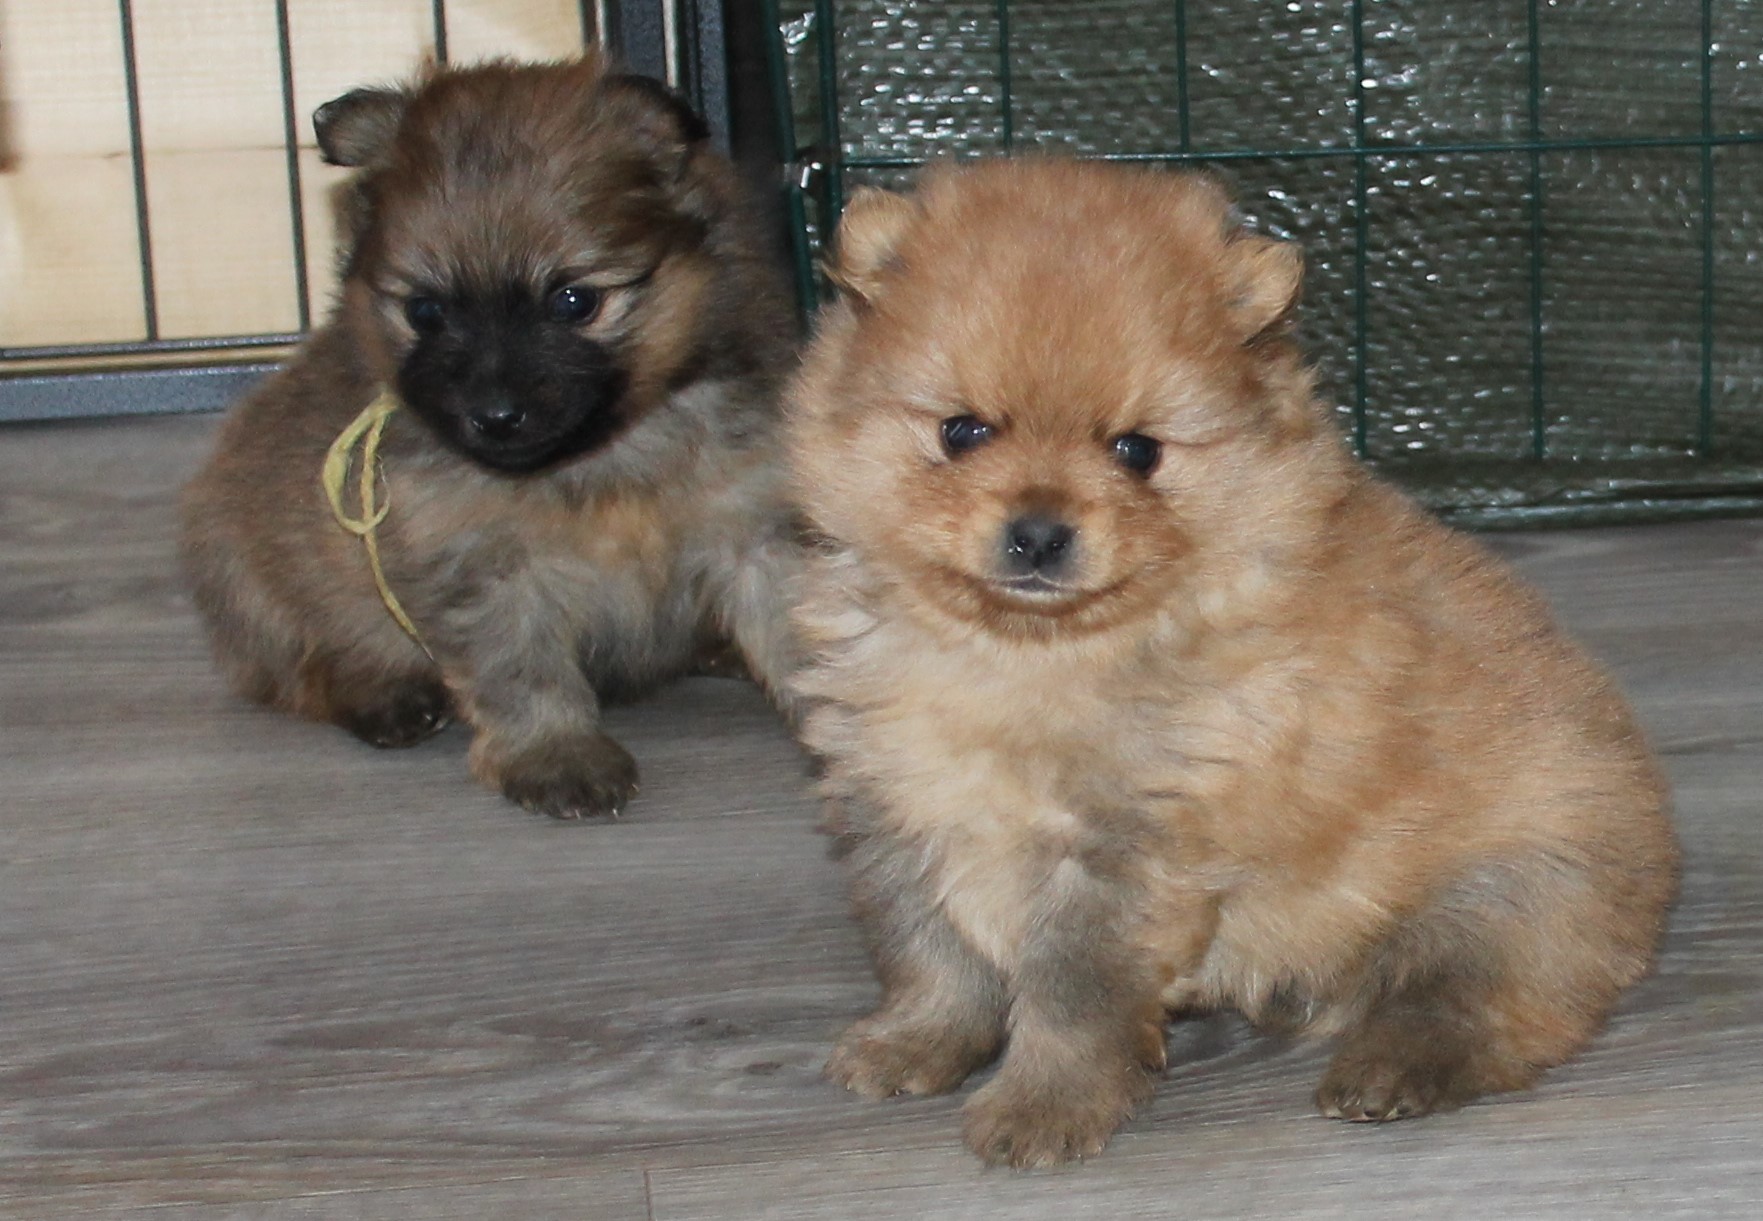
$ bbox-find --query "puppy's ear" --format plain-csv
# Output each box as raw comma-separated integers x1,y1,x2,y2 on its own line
314,87,411,167
826,188,919,303
1229,235,1304,340
602,73,711,179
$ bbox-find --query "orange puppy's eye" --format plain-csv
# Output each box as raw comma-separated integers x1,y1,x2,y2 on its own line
1113,432,1162,476
940,415,994,456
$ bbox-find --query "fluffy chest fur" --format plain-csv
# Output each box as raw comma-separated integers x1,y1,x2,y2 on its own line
796,553,1223,971
376,394,780,694
792,535,1519,1007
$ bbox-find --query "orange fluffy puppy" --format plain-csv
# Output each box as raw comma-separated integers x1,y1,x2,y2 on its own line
784,159,1677,1168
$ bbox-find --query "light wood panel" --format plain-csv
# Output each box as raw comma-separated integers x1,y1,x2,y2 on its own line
1,0,596,349
0,0,143,344
0,414,1759,1218
132,0,301,339
286,0,445,326
441,0,588,65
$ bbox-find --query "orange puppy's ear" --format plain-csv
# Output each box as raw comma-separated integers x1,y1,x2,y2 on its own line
1228,234,1304,340
824,187,920,303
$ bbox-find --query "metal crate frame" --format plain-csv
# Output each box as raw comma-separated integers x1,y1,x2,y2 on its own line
760,0,1763,527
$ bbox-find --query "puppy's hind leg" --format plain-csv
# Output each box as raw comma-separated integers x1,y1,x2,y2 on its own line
296,645,451,749
826,820,1009,1099
181,516,449,747
1315,852,1667,1122
1315,969,1495,1122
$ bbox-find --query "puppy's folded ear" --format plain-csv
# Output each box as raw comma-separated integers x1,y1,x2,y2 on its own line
826,188,920,303
314,87,412,167
602,73,711,179
1228,235,1304,340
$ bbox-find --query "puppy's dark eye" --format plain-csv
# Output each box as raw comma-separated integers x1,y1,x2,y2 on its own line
404,295,445,334
547,285,602,324
1113,432,1162,476
940,415,994,456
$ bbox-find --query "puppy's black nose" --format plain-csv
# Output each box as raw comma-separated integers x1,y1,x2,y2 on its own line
1003,514,1077,575
468,399,525,440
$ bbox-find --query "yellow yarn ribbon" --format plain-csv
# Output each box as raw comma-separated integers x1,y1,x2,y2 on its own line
321,390,432,657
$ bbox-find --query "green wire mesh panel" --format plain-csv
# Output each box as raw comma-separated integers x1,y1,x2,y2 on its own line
759,0,1763,526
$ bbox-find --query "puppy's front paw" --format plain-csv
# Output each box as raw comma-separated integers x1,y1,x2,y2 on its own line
961,1063,1148,1169
483,733,640,820
335,680,452,749
826,1013,993,1098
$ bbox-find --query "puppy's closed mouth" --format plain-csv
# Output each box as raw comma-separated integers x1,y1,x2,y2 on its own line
993,574,1074,598
971,570,1125,618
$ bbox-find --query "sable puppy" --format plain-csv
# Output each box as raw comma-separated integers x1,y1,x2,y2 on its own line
181,55,798,818
786,159,1677,1167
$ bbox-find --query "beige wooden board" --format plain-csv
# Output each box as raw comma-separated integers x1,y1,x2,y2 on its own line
144,149,306,340
0,0,135,159
0,156,147,344
286,0,441,325
0,0,141,343
1,0,596,348
134,0,290,151
0,414,1759,1218
129,1,297,339
442,0,590,65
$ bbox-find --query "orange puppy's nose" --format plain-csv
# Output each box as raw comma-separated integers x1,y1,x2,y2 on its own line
1003,515,1077,575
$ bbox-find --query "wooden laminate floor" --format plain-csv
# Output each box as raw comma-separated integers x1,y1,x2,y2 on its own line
2,415,1760,1219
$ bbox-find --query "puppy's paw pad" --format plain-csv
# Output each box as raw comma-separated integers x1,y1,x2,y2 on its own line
498,734,640,820
961,1074,1133,1169
338,682,452,749
825,1017,988,1098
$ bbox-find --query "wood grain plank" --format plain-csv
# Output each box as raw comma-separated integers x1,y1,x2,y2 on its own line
649,1086,1763,1220
76,1175,651,1220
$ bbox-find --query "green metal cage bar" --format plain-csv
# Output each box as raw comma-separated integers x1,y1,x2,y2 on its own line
763,0,1763,528
759,0,819,315
1349,0,1371,456
1699,0,1718,457
1525,0,1548,462
996,0,1015,154
814,0,846,223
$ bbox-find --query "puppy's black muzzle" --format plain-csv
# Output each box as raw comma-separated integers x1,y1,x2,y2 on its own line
398,306,629,474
